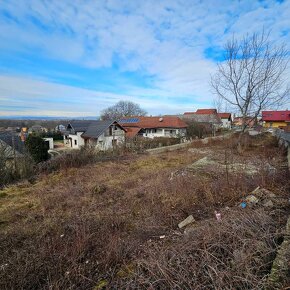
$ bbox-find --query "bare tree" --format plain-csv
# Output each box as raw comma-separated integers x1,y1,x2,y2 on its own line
211,31,289,131
101,100,147,120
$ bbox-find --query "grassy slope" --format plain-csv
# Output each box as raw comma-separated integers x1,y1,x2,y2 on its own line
0,134,289,289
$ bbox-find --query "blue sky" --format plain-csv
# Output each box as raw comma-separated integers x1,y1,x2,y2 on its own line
0,0,289,117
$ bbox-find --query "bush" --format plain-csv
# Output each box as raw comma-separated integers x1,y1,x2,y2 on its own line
0,146,35,188
25,135,49,163
186,121,213,139
37,146,122,173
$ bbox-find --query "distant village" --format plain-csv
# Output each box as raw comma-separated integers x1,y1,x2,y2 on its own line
0,108,290,158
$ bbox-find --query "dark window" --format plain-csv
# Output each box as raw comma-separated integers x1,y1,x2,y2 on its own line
74,140,77,145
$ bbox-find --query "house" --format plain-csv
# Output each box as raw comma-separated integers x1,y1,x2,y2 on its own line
55,124,66,132
28,125,48,134
0,131,25,159
218,113,232,129
119,116,188,139
184,109,218,115
63,120,126,150
232,116,256,128
20,127,28,142
262,110,290,128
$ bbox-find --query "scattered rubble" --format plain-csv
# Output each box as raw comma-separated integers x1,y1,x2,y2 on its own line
169,169,188,180
187,157,259,175
245,195,259,206
178,215,195,229
240,187,289,210
214,211,222,221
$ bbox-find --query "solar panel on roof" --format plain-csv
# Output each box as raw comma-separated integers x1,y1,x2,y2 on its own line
120,118,139,123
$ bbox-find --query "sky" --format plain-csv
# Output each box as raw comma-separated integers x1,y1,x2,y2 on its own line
0,0,289,117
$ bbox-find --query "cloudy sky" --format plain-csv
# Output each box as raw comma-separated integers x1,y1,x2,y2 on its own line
0,0,289,117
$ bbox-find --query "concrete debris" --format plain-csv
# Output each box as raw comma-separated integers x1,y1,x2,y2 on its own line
159,235,165,239
178,215,195,229
214,211,222,221
169,169,188,180
263,200,274,208
187,157,258,175
245,195,259,205
240,187,289,209
264,163,277,174
187,157,218,170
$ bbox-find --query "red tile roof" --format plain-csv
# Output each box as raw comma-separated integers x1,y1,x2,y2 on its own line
262,110,290,122
196,109,217,114
218,113,231,119
125,127,142,138
120,116,188,129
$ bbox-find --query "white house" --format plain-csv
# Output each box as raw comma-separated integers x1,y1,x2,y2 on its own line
119,116,188,139
217,113,232,129
63,120,126,150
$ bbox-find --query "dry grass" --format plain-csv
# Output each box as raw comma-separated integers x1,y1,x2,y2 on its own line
0,133,289,289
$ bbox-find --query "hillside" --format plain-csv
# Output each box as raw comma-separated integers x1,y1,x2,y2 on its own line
0,133,289,289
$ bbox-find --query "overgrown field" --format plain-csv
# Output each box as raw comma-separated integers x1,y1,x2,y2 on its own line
0,133,289,289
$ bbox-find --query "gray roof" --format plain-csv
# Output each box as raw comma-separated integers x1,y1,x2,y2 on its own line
68,120,93,132
67,120,124,139
0,132,25,158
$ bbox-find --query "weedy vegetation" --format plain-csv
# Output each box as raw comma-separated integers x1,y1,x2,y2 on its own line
0,133,289,289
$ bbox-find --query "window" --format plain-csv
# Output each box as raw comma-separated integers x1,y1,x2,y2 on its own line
112,139,117,146
74,140,77,145
152,129,157,133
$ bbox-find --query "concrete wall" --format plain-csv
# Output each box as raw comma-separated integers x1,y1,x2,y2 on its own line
147,133,232,155
68,132,85,149
146,141,191,154
275,130,290,170
43,137,54,150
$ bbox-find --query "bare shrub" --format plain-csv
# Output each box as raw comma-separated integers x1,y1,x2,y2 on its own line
113,210,278,289
37,146,125,173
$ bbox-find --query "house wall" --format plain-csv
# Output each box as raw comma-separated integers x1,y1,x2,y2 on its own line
143,128,186,139
264,121,287,128
87,129,125,150
221,118,231,129
63,132,85,149
43,138,54,149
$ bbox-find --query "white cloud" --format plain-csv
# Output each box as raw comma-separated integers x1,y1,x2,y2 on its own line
0,75,204,116
0,0,289,115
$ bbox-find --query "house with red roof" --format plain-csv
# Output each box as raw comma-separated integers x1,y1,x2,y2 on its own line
184,109,217,115
183,108,233,129
218,113,232,129
262,110,290,128
119,116,188,139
